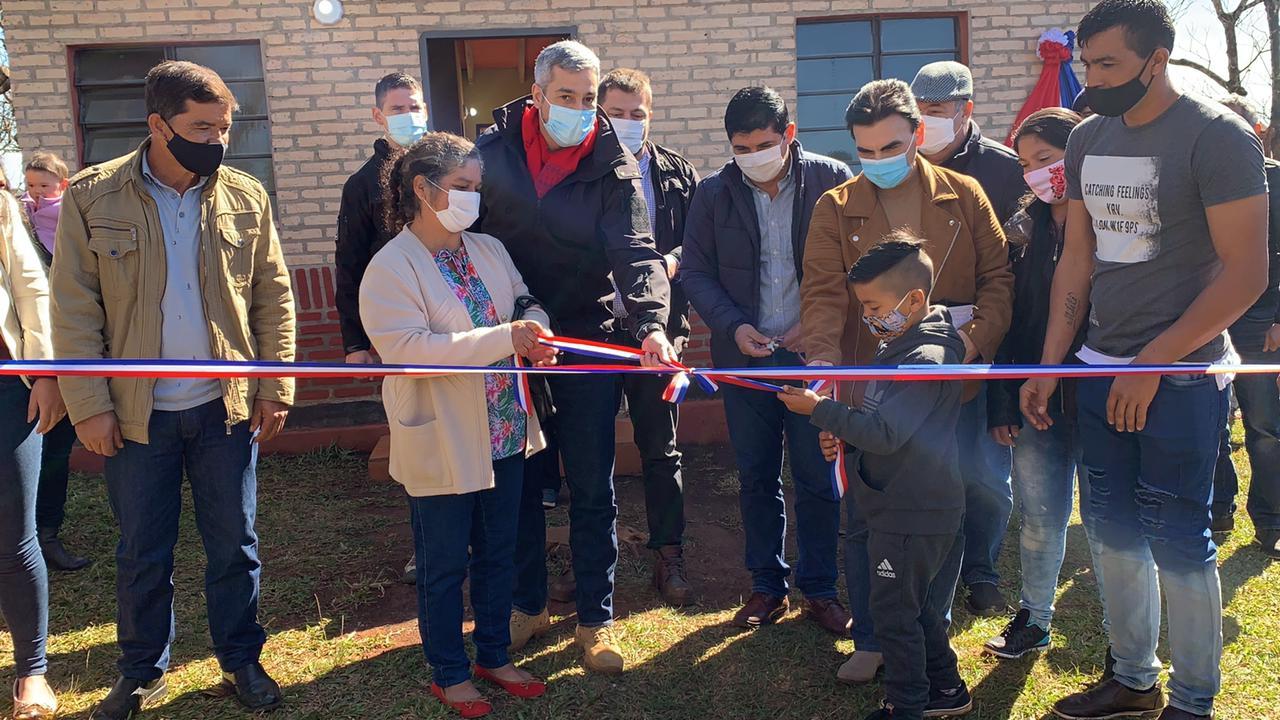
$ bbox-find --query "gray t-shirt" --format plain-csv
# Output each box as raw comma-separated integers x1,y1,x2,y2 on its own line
1065,94,1268,362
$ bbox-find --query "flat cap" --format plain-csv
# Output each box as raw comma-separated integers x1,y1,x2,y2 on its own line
910,61,973,102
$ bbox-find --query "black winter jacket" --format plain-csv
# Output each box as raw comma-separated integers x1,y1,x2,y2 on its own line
986,204,1087,428
474,97,670,343
335,138,398,354
937,121,1026,225
636,141,698,347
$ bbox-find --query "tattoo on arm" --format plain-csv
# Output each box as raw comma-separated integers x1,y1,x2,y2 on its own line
1064,293,1080,328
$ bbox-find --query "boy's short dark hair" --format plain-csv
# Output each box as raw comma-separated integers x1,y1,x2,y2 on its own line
25,151,69,180
845,79,922,132
724,86,789,139
145,61,238,121
848,230,935,296
1077,0,1175,57
375,72,422,108
598,68,652,104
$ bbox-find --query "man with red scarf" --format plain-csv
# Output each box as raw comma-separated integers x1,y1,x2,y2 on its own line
474,40,674,675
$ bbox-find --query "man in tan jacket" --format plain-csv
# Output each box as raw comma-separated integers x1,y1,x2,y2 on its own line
800,79,1012,685
51,61,294,720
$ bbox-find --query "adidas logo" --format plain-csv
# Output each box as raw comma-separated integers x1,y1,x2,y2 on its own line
876,559,896,579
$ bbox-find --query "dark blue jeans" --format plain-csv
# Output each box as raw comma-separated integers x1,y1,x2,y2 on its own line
721,350,840,599
513,373,622,626
1213,314,1280,531
0,377,48,678
35,415,76,531
104,399,264,681
956,393,1014,588
1078,375,1226,716
409,454,523,688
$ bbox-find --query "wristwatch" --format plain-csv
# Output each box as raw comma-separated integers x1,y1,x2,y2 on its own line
636,322,665,342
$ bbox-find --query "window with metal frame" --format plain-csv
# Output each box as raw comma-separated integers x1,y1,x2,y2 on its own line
796,15,962,167
73,42,274,197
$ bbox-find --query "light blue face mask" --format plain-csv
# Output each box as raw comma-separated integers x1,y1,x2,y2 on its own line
542,100,596,148
859,149,913,189
386,112,428,147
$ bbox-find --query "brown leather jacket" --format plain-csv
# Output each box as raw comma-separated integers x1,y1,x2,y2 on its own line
800,157,1013,401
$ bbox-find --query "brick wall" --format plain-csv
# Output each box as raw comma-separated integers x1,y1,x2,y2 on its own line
3,0,1089,405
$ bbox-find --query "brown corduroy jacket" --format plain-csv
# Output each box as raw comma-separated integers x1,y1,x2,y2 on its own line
800,157,1013,401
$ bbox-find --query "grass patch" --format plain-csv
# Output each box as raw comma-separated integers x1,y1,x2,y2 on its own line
1,435,1277,719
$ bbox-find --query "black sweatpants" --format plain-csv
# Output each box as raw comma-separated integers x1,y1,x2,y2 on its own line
867,529,964,720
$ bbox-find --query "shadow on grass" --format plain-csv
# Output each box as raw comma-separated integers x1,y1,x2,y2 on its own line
25,447,420,705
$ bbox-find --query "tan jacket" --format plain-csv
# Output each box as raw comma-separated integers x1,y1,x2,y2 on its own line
0,193,53,375
51,141,295,443
801,158,1013,401
360,228,548,497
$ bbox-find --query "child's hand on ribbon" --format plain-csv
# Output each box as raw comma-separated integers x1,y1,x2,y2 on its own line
778,385,822,415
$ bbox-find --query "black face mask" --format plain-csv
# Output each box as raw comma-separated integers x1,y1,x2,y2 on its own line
1084,53,1155,118
164,121,226,177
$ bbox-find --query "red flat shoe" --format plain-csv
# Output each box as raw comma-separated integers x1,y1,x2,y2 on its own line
474,666,547,699
430,683,492,718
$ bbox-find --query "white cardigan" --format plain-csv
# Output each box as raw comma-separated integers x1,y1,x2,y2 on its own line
360,228,548,497
0,193,53,381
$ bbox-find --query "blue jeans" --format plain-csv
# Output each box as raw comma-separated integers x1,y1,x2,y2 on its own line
0,377,47,678
1213,314,1280,531
957,393,1013,588
721,350,840,599
35,415,76,530
104,399,264,681
1078,375,1226,716
513,373,622,626
409,454,523,688
1011,408,1109,632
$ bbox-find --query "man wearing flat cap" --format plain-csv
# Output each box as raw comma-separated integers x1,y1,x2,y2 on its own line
910,60,1023,618
912,61,1026,224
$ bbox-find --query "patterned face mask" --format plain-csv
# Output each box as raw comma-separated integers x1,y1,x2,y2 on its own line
862,292,913,341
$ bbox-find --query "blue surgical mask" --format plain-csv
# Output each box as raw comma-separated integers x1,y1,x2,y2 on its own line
386,112,428,147
862,293,913,341
860,149,913,190
543,100,596,148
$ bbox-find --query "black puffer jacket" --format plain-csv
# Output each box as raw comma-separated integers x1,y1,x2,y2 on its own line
474,97,670,343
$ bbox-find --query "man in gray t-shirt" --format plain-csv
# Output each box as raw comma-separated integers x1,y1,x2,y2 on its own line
1020,2,1268,719
1065,95,1267,362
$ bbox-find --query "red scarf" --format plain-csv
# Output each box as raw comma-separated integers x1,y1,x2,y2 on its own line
522,103,597,199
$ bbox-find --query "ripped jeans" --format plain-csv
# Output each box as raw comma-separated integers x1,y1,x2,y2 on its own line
1077,375,1226,717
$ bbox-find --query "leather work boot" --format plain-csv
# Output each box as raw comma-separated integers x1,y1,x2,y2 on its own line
652,546,693,607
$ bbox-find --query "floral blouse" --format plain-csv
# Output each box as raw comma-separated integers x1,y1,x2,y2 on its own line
433,242,526,460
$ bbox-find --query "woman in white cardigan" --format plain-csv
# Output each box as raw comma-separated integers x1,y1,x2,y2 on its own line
360,133,555,718
0,191,65,719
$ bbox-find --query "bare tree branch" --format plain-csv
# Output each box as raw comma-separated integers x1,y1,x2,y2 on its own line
1171,57,1241,91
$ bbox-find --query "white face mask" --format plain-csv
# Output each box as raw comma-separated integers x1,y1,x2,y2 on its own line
734,143,788,183
611,117,647,155
920,113,961,155
426,179,481,233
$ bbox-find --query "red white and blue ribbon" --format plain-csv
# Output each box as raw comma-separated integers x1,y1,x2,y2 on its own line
539,335,717,400
831,441,849,499
2,337,1274,385
512,355,533,416
661,371,691,403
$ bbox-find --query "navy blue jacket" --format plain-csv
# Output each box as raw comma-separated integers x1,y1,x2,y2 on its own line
681,140,853,368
